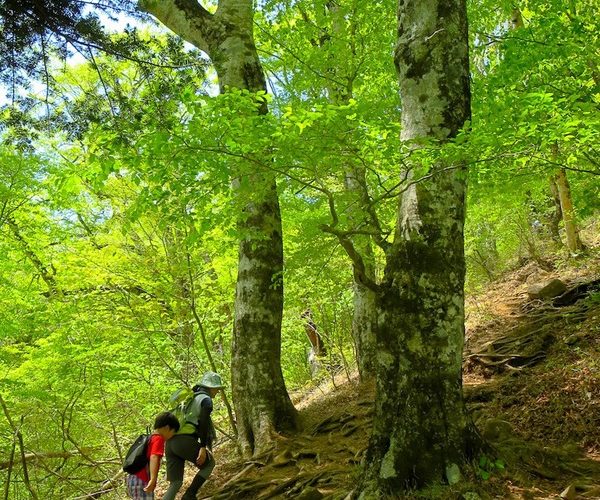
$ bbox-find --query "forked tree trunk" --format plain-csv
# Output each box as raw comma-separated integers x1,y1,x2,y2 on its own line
359,0,479,494
554,168,584,253
139,0,296,457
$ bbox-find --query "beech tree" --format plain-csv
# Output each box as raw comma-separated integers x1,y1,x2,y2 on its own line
261,0,480,488
261,1,479,488
138,0,297,456
326,2,378,381
347,0,478,492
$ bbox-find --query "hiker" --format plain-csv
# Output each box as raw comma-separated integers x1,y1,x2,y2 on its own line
125,411,180,499
162,371,224,500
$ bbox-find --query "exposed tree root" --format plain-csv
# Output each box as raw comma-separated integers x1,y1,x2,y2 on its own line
198,406,371,499
466,288,595,373
200,467,346,499
312,412,356,435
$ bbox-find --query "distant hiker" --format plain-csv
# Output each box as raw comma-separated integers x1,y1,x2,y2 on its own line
125,411,180,499
301,308,327,377
162,371,224,500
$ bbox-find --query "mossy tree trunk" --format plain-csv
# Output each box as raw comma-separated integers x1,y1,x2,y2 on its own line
139,0,296,457
357,0,479,494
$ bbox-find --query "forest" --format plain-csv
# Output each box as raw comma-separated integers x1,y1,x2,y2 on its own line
0,0,598,499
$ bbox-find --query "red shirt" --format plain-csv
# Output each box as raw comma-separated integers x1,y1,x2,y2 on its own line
134,434,165,483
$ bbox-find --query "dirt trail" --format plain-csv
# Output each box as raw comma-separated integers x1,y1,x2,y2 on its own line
190,374,373,499
166,253,600,499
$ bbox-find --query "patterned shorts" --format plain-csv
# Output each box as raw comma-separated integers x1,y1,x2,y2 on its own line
125,474,154,499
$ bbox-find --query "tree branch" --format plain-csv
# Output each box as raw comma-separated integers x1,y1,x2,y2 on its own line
6,217,59,296
0,450,90,471
320,223,380,292
0,396,38,499
138,0,214,54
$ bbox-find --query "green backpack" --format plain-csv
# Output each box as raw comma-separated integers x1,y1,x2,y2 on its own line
169,387,208,435
169,387,193,423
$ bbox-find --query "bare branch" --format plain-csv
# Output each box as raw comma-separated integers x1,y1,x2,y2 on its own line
0,396,38,499
0,451,90,471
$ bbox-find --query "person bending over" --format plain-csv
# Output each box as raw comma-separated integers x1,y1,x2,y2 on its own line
162,371,223,500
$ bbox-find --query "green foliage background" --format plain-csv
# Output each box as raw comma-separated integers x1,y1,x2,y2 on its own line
0,0,598,497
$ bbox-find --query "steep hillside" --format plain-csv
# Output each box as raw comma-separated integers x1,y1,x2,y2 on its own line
168,251,600,500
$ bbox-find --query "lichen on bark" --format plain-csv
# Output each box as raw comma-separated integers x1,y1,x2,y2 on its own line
359,0,479,495
139,0,296,457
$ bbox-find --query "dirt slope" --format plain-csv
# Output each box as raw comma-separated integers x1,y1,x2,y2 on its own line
169,253,600,500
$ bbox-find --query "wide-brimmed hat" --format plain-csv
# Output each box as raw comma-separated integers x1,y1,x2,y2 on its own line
198,371,224,389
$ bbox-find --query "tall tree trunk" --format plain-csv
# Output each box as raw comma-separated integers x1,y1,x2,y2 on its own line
359,0,479,494
554,168,584,253
328,2,378,380
231,181,296,455
139,0,296,457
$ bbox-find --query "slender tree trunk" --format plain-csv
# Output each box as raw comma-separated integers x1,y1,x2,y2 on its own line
163,227,197,383
548,175,563,243
328,2,377,379
351,265,377,378
554,168,584,253
344,171,378,379
359,0,479,494
139,0,296,457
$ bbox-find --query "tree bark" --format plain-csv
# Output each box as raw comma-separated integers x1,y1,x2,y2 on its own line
327,2,378,380
231,181,296,455
548,175,563,243
554,168,584,253
344,171,378,379
139,0,296,456
359,0,479,494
